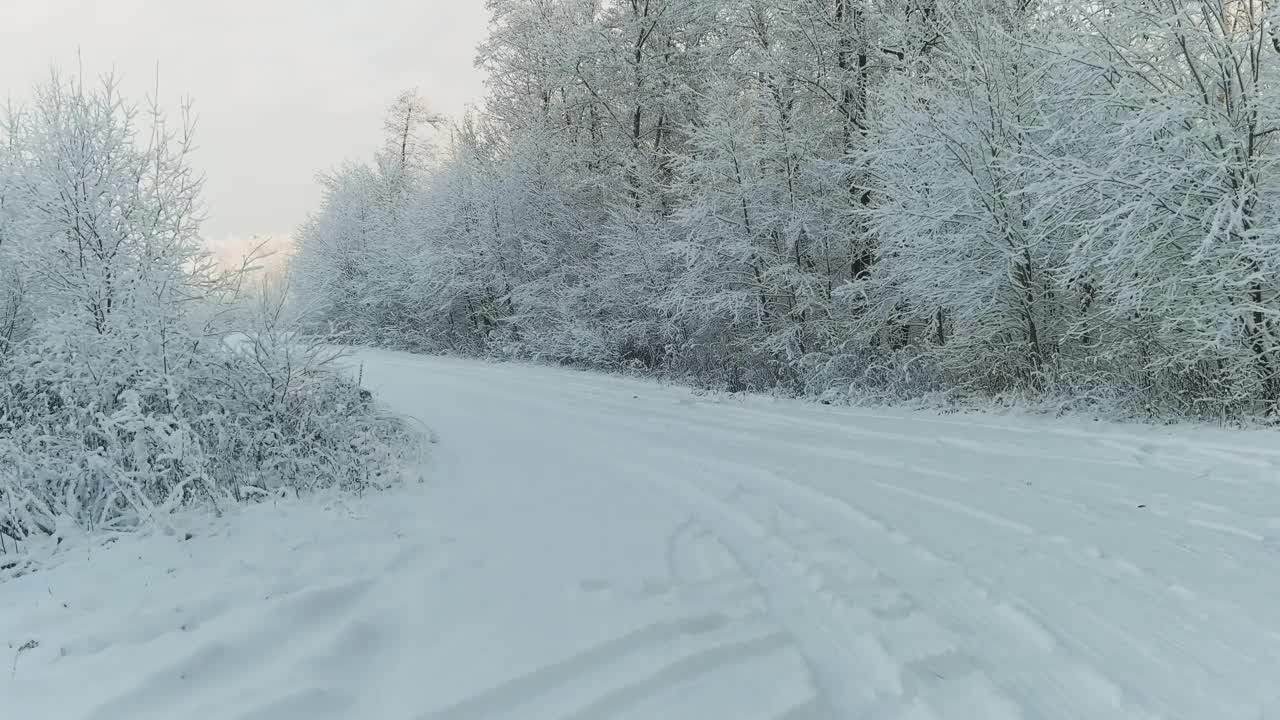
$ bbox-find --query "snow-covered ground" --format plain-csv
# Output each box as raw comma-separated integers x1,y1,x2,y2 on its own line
6,349,1280,719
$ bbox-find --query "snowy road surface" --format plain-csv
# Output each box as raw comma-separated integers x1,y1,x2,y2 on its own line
6,350,1280,719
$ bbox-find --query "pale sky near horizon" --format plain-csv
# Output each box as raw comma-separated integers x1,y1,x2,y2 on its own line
1,1,490,263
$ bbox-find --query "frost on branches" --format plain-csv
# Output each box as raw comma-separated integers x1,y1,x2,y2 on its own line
289,0,1280,421
0,73,417,553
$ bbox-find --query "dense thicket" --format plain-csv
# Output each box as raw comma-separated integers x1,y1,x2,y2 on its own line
291,0,1280,421
0,74,416,551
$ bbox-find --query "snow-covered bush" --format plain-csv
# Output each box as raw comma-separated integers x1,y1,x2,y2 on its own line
0,73,417,547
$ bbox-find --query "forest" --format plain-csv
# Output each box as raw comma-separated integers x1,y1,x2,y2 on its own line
291,0,1280,421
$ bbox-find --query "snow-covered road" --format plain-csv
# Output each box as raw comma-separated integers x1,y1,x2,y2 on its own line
7,349,1280,719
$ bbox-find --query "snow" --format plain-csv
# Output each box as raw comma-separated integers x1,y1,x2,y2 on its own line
6,349,1280,719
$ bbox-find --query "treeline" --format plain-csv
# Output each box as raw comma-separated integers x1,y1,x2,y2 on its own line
291,0,1280,420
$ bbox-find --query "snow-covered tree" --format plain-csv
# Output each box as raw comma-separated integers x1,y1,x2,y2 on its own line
288,0,1280,421
852,0,1082,394
0,72,417,545
1050,0,1280,415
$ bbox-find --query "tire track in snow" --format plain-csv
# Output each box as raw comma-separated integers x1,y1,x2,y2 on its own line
442,371,1258,717
84,577,380,720
555,632,792,720
644,467,967,719
698,457,1273,719
417,614,773,720
572,388,1280,646
421,357,1280,536
451,370,1280,717
362,352,1280,719
421,364,1280,574
715,476,1154,720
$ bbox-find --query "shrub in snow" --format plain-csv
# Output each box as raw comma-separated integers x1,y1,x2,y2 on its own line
0,73,418,549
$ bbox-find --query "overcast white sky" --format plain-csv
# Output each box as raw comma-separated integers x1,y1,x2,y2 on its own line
0,1,490,259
